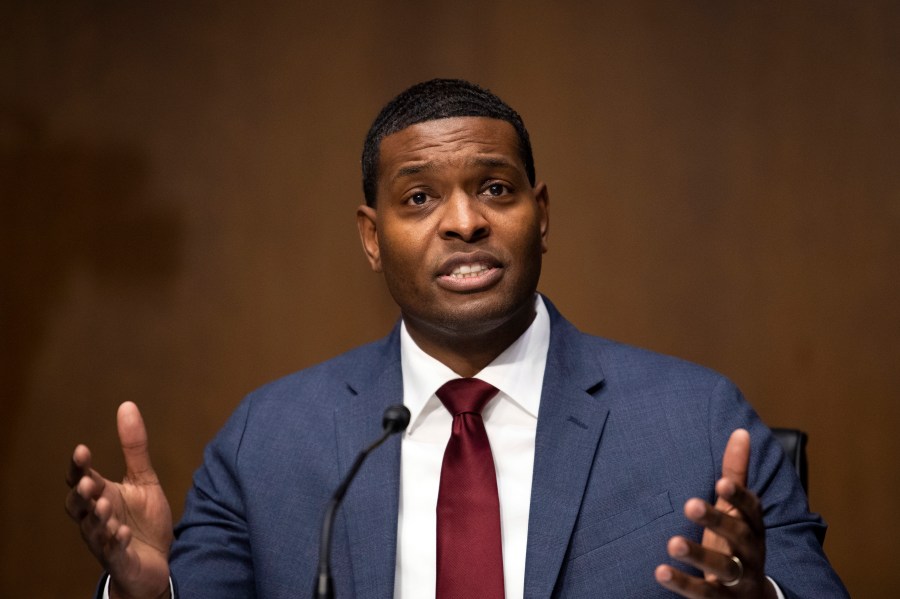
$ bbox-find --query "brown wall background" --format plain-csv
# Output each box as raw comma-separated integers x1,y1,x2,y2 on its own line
2,1,898,597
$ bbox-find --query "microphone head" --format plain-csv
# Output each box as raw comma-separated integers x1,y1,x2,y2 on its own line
382,405,411,434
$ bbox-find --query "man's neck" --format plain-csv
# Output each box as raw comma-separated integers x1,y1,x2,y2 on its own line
401,301,537,378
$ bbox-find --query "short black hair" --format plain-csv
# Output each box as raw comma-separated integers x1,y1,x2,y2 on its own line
361,78,535,207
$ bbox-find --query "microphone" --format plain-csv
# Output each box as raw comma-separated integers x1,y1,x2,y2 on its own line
314,404,411,599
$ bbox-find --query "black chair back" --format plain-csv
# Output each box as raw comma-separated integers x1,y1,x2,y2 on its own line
771,428,809,494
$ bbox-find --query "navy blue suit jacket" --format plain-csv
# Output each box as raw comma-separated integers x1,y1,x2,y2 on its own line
162,299,846,597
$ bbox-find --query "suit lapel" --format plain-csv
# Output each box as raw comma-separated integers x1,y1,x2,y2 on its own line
334,327,403,599
524,304,609,599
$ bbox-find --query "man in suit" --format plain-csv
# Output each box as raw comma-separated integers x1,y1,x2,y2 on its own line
66,79,848,598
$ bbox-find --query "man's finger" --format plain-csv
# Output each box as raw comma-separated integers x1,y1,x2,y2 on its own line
80,506,111,550
65,487,93,521
722,428,750,487
76,472,102,500
95,496,114,527
66,444,92,488
716,477,764,538
104,524,135,576
685,497,748,549
667,536,742,582
117,401,157,484
655,564,715,599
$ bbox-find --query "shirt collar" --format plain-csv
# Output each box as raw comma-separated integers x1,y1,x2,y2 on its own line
400,295,551,433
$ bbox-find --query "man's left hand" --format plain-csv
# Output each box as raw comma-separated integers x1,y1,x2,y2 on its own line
654,429,778,598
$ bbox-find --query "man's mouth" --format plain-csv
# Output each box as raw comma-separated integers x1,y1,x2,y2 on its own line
449,262,494,279
437,253,503,292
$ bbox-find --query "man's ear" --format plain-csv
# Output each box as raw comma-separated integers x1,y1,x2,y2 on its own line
356,204,383,272
534,182,550,254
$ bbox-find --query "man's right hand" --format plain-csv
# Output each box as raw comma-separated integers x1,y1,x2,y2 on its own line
66,401,174,599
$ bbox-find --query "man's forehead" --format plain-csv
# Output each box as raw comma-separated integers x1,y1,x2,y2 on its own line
378,116,520,165
390,155,520,182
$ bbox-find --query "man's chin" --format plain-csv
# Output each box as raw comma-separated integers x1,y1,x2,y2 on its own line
423,295,534,338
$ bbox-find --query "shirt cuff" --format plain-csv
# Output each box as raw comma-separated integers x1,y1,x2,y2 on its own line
768,575,786,599
102,575,175,599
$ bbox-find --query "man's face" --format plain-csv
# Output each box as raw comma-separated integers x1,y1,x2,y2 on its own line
357,116,549,342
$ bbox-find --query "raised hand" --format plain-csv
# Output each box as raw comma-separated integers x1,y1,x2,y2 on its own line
65,402,173,599
655,429,777,598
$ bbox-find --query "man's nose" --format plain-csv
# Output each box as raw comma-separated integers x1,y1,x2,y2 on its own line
439,190,490,242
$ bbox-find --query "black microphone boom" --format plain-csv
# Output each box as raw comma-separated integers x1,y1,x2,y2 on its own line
314,404,411,599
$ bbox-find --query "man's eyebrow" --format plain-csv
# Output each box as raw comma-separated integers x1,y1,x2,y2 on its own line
469,156,517,170
391,156,516,181
393,163,434,180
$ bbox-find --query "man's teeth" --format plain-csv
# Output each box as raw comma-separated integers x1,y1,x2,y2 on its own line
450,263,491,278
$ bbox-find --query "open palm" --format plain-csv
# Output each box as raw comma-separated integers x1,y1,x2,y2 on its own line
67,402,173,599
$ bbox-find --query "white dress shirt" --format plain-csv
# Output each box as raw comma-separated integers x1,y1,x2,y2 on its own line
394,295,550,599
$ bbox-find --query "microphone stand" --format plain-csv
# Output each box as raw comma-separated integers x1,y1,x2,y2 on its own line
314,405,410,599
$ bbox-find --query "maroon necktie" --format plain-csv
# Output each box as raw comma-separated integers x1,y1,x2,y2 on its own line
435,378,505,599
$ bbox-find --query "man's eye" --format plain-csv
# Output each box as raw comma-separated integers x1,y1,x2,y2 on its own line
409,192,428,205
485,183,507,196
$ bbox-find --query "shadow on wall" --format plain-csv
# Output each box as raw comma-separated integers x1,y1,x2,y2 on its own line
0,105,184,472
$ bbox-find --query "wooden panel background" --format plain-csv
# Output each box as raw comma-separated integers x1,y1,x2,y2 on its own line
2,1,897,596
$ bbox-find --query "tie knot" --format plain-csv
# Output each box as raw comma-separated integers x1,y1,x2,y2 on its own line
435,378,499,416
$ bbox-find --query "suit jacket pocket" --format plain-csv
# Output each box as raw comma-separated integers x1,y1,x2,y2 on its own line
567,490,674,561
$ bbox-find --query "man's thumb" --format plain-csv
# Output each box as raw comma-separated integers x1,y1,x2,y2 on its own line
722,428,750,486
117,401,157,484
